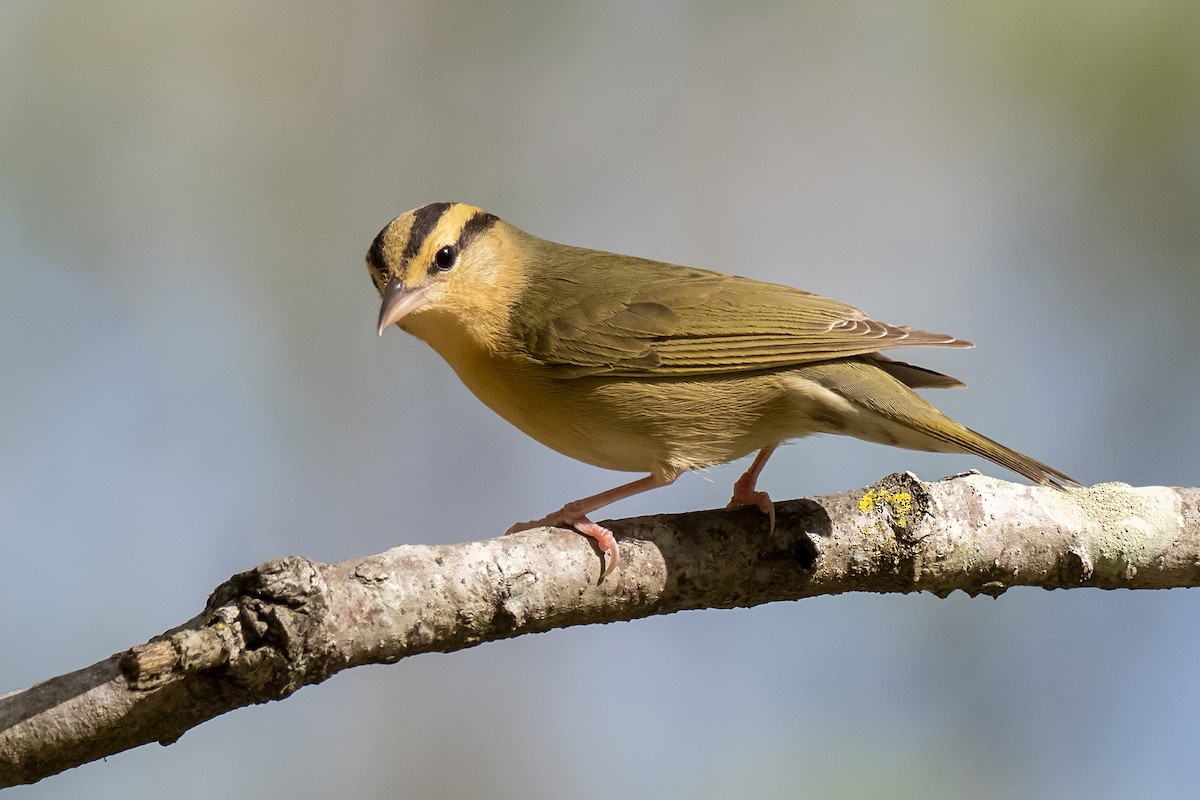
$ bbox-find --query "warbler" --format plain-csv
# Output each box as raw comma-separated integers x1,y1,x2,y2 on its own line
368,202,1073,577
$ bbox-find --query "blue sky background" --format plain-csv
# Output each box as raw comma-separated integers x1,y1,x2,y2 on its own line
3,3,1199,798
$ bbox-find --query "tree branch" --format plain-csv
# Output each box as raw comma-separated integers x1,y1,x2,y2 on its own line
3,472,1197,786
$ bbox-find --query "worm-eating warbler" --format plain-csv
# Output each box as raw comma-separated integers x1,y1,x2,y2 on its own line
368,202,1073,577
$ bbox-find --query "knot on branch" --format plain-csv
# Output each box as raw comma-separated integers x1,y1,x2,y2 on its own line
857,471,933,541
845,472,935,590
120,556,330,698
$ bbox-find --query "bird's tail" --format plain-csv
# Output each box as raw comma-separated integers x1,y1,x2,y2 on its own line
799,359,1077,487
934,423,1075,488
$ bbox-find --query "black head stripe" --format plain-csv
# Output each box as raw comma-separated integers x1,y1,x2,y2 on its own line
367,226,389,274
456,211,499,253
402,202,453,264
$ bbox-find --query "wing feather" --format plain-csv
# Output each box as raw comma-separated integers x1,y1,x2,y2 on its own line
511,245,971,378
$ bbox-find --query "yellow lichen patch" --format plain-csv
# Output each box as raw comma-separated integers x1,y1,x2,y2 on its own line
859,489,915,528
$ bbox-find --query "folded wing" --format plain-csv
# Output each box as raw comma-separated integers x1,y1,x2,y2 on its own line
512,249,971,380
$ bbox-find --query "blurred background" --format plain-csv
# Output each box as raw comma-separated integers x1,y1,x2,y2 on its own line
2,2,1198,798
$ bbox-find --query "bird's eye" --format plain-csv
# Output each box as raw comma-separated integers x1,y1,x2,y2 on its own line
433,245,457,271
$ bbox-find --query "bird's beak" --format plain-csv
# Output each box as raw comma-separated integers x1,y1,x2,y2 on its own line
377,278,428,336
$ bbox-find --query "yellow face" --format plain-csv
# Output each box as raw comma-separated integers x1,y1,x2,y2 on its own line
366,202,528,351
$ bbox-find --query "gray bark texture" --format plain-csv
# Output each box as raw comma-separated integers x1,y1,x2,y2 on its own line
2,472,1197,787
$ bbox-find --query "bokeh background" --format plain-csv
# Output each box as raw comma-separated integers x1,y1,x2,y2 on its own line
3,2,1198,798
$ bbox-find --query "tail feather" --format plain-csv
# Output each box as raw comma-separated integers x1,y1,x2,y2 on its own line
868,353,966,389
800,358,1076,487
933,424,1076,488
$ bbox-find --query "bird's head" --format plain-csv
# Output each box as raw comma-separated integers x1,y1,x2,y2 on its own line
367,202,525,348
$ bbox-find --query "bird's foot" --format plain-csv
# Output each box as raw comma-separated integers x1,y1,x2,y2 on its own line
727,487,777,534
507,511,619,580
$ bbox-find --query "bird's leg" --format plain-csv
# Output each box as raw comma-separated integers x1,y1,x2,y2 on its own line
508,469,681,579
727,446,777,531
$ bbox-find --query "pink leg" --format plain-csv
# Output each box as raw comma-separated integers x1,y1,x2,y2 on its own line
727,446,777,531
508,469,681,579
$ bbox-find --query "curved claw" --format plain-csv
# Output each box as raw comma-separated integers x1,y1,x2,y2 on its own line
507,513,620,580
505,472,677,580
726,446,778,533
727,488,777,534
572,518,619,579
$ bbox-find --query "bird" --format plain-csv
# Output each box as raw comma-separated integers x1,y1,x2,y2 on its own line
367,201,1074,578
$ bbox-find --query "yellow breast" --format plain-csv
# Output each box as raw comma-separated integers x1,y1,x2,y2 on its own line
406,306,841,475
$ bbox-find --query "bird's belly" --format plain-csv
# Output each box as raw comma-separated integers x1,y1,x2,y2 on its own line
454,365,680,474
451,356,840,474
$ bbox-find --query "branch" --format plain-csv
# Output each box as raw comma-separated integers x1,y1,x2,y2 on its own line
3,472,1197,786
